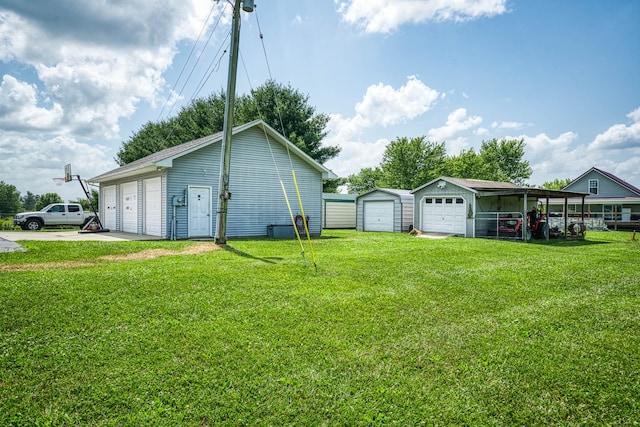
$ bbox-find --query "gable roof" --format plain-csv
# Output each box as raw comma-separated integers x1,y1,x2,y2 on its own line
357,188,413,200
412,176,521,193
565,167,640,197
412,176,587,199
90,120,336,182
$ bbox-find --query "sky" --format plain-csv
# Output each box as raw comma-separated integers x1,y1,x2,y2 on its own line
0,0,639,203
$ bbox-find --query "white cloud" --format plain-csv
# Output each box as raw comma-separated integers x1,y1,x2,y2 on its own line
337,0,508,33
589,107,640,150
427,108,482,144
491,120,525,129
0,75,63,131
355,76,439,127
0,131,117,202
0,1,224,137
323,76,439,177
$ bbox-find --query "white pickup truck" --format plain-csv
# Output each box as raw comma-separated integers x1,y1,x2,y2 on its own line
14,203,96,231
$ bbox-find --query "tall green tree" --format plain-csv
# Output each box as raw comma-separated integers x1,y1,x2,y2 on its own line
35,193,63,210
0,181,22,217
542,178,572,190
346,167,384,194
20,191,38,211
116,80,339,166
441,148,491,180
478,138,532,185
379,137,447,190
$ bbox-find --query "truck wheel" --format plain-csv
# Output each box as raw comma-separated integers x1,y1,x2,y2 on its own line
25,219,43,231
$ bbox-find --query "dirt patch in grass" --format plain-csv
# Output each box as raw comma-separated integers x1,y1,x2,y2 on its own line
99,242,219,261
0,243,219,271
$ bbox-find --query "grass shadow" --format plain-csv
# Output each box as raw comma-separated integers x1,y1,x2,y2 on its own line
220,244,281,264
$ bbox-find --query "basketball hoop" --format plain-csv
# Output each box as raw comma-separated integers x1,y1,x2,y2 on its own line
53,178,66,186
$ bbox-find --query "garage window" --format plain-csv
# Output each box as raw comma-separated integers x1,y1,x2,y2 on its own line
435,198,443,204
456,198,464,204
425,198,433,203
446,198,453,204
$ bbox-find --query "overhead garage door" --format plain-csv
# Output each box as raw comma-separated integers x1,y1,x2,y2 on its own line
144,177,162,237
121,181,138,233
364,200,394,232
422,197,466,234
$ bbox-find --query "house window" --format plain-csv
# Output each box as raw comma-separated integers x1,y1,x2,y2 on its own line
588,179,599,195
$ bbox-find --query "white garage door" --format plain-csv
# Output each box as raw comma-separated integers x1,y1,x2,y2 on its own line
422,197,466,234
144,177,162,237
121,181,138,233
364,200,394,232
103,185,117,230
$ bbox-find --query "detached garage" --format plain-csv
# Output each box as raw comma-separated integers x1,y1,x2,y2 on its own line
89,120,336,239
356,189,413,232
412,176,587,239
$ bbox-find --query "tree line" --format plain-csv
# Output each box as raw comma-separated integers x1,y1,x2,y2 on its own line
0,183,99,218
1,80,570,218
346,136,534,194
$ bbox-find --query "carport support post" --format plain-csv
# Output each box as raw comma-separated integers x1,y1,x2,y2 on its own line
215,0,242,245
522,191,528,241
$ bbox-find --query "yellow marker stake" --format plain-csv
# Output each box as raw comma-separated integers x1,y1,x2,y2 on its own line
291,170,317,269
280,180,306,261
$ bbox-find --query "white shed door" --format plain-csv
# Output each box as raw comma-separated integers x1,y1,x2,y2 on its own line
422,197,466,234
121,181,138,233
103,185,117,230
144,177,162,237
188,186,211,237
364,200,394,232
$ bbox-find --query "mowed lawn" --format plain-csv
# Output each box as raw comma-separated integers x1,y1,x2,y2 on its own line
1,230,639,426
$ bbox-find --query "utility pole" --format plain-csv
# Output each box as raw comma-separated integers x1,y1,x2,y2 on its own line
215,0,254,245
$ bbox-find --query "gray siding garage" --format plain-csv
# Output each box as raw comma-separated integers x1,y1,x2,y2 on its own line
356,189,413,232
90,120,336,239
413,177,587,239
413,178,477,236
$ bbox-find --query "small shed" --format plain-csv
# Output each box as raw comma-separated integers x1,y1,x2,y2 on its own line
322,193,356,229
89,120,336,239
356,188,413,232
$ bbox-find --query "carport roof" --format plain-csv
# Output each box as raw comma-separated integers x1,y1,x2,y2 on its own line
412,176,588,199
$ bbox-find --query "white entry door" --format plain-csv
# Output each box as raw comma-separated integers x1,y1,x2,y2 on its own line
144,177,162,237
422,197,466,234
121,181,138,233
363,200,394,232
103,185,117,230
188,186,211,237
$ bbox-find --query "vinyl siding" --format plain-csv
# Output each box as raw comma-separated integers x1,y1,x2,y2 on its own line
356,190,414,232
413,183,474,237
566,170,639,198
166,127,322,239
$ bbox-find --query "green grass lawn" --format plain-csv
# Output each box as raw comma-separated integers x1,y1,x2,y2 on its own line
1,230,639,426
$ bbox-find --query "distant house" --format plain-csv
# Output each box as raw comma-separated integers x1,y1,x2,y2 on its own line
412,177,587,240
322,193,356,229
356,189,414,232
550,167,640,230
89,120,336,239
